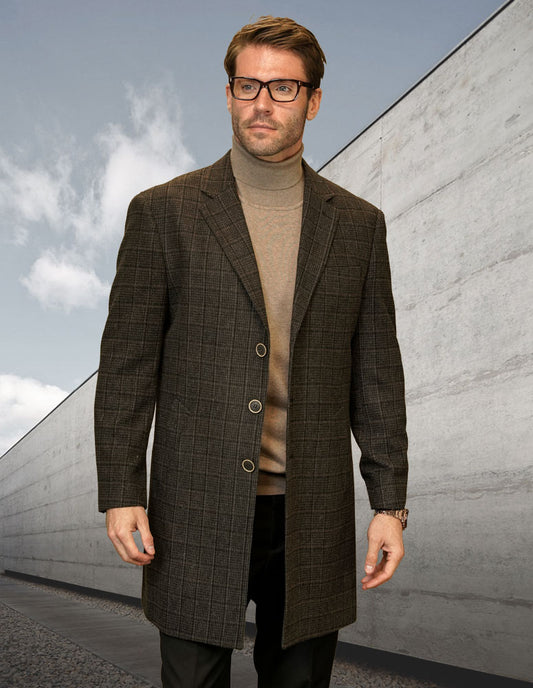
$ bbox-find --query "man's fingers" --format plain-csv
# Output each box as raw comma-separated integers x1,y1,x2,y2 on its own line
106,506,155,566
122,530,153,564
137,513,156,555
108,527,152,565
362,550,401,589
364,540,380,575
361,514,405,590
361,552,385,589
109,532,138,565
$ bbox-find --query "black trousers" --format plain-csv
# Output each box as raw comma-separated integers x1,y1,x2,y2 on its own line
160,495,338,687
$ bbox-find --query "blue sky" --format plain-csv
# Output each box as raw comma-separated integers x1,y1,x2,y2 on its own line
0,0,505,454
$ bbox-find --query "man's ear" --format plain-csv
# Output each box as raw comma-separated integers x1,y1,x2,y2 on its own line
306,88,322,121
225,83,233,112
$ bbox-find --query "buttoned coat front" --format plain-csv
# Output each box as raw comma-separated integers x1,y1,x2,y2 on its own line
95,152,408,650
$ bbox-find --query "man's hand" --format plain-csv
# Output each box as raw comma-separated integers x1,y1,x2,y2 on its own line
106,506,155,566
361,513,404,590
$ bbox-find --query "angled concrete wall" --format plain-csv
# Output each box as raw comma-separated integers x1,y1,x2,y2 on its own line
0,374,143,598
320,0,532,681
1,0,531,682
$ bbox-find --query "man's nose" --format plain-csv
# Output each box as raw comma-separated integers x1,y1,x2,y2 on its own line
253,85,273,111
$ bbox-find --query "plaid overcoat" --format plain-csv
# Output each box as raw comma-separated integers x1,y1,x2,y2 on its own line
95,151,408,649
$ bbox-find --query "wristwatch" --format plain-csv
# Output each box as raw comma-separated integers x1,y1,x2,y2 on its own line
374,508,409,530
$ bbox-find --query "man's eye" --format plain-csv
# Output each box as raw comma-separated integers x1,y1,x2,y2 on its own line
241,81,258,92
273,82,296,95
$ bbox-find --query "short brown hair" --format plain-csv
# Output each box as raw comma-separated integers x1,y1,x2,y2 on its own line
224,16,326,89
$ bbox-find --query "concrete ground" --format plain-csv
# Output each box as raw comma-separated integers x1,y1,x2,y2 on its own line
1,574,528,688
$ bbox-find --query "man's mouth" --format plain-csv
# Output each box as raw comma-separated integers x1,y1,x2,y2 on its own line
247,120,277,131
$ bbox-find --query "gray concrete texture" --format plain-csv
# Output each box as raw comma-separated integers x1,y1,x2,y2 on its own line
320,0,532,681
0,373,145,599
0,0,531,682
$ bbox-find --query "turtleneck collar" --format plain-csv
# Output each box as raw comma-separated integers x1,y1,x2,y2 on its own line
230,136,304,191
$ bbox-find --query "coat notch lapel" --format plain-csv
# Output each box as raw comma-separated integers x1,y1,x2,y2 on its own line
290,169,338,348
200,166,268,331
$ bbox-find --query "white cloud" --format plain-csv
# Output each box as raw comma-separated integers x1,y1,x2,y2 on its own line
0,374,69,456
0,155,72,233
11,225,30,247
1,82,194,311
87,83,194,246
20,250,110,312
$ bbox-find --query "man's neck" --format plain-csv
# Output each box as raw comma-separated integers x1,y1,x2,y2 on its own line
230,136,303,192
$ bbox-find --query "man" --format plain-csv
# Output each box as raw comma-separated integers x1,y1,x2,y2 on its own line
95,15,408,688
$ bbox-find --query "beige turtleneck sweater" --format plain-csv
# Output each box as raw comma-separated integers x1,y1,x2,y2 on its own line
231,138,304,495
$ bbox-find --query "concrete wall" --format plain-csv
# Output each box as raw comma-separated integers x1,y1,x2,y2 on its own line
1,0,531,682
320,0,532,681
0,374,143,598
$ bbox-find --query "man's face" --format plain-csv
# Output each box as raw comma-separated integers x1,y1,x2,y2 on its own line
226,44,322,162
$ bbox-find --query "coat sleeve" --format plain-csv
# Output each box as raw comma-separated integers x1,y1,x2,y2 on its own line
94,192,168,512
350,209,408,510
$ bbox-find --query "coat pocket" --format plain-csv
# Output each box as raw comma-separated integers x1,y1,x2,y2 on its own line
155,393,192,436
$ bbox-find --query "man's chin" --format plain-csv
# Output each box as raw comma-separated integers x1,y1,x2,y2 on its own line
239,137,280,159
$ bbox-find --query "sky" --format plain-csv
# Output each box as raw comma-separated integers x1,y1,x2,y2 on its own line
0,0,506,455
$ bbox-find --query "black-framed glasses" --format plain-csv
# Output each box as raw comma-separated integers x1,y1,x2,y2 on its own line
229,77,314,102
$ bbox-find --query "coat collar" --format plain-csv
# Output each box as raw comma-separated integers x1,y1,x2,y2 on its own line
199,152,338,344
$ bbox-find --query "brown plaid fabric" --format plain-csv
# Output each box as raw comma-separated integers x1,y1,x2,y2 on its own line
94,152,407,649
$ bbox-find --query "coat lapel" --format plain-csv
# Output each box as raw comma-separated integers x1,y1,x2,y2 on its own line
290,163,338,348
199,153,268,331
199,154,339,342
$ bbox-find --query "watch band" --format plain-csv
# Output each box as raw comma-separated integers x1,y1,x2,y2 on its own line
374,508,409,530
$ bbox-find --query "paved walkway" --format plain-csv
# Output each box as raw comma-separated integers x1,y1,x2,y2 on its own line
1,574,529,688
0,574,254,688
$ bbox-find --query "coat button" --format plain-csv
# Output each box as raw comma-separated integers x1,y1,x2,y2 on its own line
248,399,262,413
241,459,255,473
255,343,267,357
